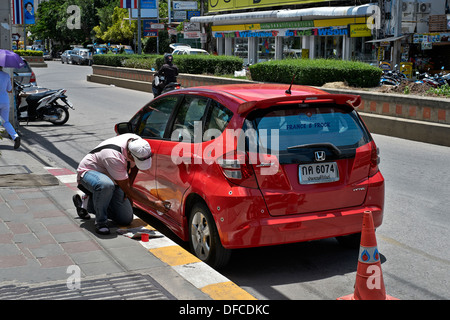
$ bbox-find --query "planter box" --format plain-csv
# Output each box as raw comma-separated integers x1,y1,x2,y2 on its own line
23,56,47,68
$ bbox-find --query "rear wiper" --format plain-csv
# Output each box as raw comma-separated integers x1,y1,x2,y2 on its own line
287,143,342,156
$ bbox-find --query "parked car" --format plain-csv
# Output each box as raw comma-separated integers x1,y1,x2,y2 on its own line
61,50,73,64
114,84,385,268
70,48,92,65
172,47,209,55
13,58,36,86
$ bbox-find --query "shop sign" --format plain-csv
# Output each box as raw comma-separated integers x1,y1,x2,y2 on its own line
285,29,313,37
421,41,433,50
349,24,372,38
400,62,413,78
143,19,158,37
261,21,314,29
173,1,197,10
184,22,201,32
314,27,348,36
214,27,350,38
211,17,365,33
214,30,280,38
184,31,201,39
173,10,187,21
413,33,441,43
379,61,391,70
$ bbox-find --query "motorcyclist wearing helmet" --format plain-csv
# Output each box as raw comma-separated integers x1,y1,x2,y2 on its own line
152,53,179,97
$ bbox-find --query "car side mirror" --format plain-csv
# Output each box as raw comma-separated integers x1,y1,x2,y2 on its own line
115,122,133,134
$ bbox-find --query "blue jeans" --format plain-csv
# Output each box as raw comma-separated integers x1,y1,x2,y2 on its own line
80,170,133,227
0,103,19,140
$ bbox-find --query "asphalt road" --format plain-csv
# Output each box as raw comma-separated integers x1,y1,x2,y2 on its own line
25,61,450,300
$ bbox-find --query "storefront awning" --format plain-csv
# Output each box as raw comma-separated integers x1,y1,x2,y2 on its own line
191,4,375,25
366,35,408,43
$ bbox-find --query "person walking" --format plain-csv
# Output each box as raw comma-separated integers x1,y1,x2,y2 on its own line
0,66,20,149
74,133,169,235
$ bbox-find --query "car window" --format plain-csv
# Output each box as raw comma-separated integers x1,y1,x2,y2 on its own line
204,100,233,141
136,96,179,138
170,96,209,142
245,104,370,154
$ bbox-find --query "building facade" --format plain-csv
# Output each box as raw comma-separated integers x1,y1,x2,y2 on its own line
191,0,450,73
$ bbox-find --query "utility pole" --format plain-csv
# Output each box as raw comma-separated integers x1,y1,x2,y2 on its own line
138,0,142,54
168,0,171,24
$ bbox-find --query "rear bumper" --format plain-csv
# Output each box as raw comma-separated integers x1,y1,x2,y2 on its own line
220,206,383,249
211,171,384,249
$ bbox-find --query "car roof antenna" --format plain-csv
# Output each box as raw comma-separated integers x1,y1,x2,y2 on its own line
285,75,296,95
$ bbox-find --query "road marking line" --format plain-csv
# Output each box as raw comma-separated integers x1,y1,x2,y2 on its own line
201,281,257,300
150,245,201,266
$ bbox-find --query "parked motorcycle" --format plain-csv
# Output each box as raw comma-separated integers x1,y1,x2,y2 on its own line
152,74,181,98
14,80,74,125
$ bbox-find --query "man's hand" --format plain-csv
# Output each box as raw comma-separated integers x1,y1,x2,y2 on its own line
116,179,170,214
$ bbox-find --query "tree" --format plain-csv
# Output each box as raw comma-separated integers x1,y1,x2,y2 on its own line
29,0,102,48
93,6,136,45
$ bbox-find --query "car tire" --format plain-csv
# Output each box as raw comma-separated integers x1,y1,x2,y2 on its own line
188,202,231,269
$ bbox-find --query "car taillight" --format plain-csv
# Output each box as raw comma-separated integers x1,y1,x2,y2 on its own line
30,71,36,85
218,150,258,188
369,142,380,177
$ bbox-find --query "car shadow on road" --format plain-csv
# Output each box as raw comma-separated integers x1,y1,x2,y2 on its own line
220,239,387,299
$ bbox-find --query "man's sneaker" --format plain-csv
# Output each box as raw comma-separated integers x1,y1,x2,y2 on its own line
95,224,110,235
72,194,91,220
13,137,21,150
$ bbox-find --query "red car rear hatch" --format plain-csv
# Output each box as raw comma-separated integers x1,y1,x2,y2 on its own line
238,94,375,217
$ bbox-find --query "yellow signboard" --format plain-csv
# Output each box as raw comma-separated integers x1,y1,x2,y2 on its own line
208,0,329,13
314,17,366,28
400,62,413,78
349,24,372,38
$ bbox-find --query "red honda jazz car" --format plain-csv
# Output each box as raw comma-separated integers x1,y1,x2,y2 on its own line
115,83,384,268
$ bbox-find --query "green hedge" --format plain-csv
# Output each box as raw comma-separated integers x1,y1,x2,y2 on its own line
249,59,382,88
94,53,243,75
93,53,131,67
155,55,243,75
14,50,43,57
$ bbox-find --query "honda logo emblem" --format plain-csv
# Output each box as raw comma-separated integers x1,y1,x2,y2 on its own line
315,151,326,162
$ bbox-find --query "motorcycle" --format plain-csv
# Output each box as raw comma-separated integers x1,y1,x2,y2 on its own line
14,80,74,125
152,74,181,98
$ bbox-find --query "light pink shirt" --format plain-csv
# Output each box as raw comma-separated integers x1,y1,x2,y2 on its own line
77,133,139,183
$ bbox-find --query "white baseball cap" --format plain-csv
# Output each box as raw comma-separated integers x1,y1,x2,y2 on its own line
128,138,152,170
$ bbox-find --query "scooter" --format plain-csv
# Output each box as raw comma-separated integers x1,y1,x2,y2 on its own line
152,75,181,98
14,80,74,125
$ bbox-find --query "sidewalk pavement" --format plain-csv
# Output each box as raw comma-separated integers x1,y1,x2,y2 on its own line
0,138,255,300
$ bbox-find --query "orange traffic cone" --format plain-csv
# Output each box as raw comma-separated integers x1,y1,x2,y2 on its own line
338,211,398,300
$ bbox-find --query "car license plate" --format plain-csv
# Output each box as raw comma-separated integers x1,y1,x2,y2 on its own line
299,162,339,184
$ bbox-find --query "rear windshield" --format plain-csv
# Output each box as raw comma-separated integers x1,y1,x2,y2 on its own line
245,104,370,154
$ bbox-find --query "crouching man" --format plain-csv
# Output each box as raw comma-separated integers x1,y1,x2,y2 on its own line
73,133,169,235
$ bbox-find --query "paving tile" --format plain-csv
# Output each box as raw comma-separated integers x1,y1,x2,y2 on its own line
61,240,102,254
38,254,74,268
